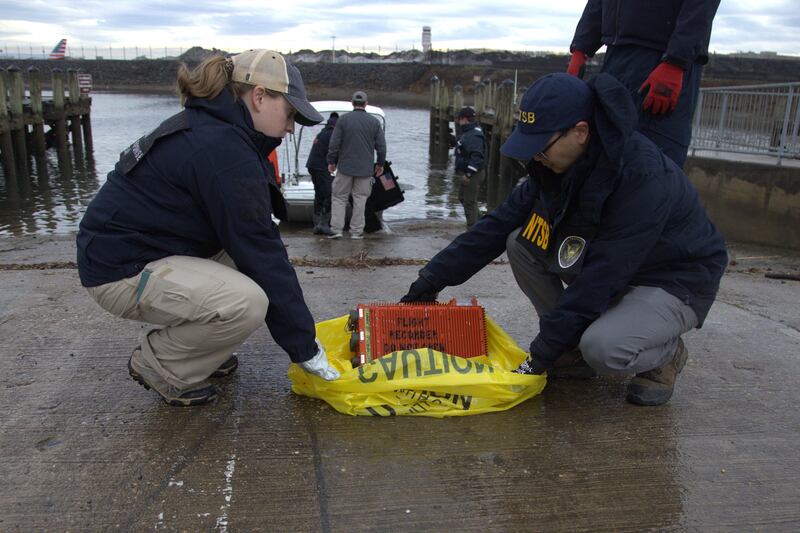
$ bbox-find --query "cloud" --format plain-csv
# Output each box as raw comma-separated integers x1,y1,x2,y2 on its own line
0,0,797,55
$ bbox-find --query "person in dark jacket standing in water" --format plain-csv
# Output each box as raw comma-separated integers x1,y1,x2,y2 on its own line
566,0,720,168
454,106,488,228
76,50,341,407
402,73,727,406
306,112,339,235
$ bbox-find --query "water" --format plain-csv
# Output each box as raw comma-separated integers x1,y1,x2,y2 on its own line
0,92,466,236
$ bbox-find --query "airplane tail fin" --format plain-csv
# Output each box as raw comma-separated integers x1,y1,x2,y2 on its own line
48,38,67,60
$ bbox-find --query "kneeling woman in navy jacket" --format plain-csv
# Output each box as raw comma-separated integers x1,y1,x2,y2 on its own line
77,50,339,407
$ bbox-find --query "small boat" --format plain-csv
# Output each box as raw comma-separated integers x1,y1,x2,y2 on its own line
278,101,402,226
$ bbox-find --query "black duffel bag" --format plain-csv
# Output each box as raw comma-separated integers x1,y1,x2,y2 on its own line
369,160,404,211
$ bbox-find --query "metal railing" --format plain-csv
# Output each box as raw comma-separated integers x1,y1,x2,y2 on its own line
690,82,800,165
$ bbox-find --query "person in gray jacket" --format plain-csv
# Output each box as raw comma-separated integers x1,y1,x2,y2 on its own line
326,91,387,239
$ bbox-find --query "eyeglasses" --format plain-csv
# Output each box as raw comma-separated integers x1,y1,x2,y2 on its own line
535,129,568,161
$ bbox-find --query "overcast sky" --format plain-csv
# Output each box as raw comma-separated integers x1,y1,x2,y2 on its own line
1,0,799,56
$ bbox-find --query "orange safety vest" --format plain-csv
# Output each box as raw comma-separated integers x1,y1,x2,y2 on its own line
268,150,280,186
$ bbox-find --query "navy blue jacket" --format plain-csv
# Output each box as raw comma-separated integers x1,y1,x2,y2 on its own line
76,89,317,363
571,0,720,68
455,122,487,176
418,73,727,368
306,118,336,171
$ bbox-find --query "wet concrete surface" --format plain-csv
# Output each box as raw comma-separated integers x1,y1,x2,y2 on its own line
1,222,799,531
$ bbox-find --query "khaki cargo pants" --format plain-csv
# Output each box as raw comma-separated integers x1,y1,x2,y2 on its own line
86,251,268,391
330,171,372,236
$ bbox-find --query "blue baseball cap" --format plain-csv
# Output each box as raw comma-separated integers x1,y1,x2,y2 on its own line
501,73,595,161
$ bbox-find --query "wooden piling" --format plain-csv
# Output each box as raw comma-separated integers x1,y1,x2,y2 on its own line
494,79,517,205
51,69,69,160
429,76,440,159
0,68,18,181
452,84,464,114
428,76,451,163
484,80,516,208
8,66,29,176
28,67,46,158
67,69,84,160
474,82,487,115
436,84,450,161
81,89,94,155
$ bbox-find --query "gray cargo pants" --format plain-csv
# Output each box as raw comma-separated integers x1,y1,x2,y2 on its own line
86,250,268,390
505,228,698,374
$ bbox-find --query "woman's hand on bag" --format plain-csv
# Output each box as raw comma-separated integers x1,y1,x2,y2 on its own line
299,339,340,381
400,276,439,303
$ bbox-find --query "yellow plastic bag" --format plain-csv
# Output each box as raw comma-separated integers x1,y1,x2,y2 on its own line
288,315,546,417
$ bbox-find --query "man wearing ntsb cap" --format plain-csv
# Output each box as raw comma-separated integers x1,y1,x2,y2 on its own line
401,73,727,406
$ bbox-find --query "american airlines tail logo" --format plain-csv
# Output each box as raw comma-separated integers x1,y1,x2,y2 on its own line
48,39,67,60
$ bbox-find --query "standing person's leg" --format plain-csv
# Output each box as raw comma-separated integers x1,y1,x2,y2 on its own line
349,176,373,238
310,168,325,232
86,254,268,406
459,169,486,228
579,286,698,405
310,168,333,235
321,172,334,229
601,45,700,169
637,63,701,168
330,171,355,237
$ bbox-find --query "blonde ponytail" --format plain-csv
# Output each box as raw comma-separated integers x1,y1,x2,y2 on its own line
176,55,251,105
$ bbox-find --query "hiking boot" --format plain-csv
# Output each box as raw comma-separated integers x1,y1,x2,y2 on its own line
128,355,219,407
548,349,598,379
210,355,238,378
626,338,688,406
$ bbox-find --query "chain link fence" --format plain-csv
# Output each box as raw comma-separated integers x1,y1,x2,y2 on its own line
0,44,187,60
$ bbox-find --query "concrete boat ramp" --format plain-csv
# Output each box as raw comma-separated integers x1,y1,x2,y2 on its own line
1,222,798,531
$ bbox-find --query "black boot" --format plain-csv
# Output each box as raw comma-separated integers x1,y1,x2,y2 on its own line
312,211,326,235
317,208,334,236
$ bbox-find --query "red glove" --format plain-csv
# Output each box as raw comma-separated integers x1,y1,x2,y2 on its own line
567,50,587,78
639,62,684,115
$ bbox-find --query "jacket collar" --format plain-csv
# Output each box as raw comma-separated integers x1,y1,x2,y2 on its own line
460,122,480,134
184,88,282,154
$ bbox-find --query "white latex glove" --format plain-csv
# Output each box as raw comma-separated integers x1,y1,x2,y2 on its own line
298,339,340,381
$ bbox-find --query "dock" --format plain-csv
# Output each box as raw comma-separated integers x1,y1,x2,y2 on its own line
429,76,523,209
0,66,93,183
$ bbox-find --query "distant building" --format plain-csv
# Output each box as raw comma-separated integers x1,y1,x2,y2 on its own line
422,26,432,53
